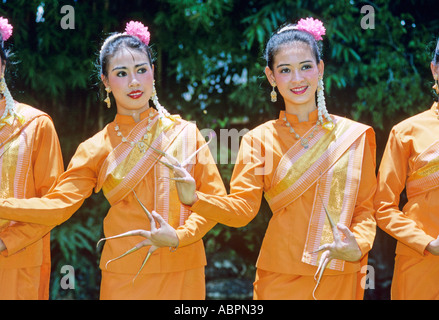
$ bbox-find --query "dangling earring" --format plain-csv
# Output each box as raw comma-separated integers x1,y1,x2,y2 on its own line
271,83,277,102
433,75,439,95
0,75,6,95
104,87,111,109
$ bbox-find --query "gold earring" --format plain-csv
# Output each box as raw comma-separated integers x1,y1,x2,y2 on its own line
0,75,5,94
271,83,277,102
104,87,111,109
433,76,439,95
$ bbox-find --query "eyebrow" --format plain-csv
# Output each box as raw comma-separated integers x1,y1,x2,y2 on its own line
276,60,314,68
111,62,149,72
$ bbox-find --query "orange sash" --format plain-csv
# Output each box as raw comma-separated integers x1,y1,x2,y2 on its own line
95,114,198,228
406,140,439,198
0,103,49,231
265,116,369,271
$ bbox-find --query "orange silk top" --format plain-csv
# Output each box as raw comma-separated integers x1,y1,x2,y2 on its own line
0,101,64,268
191,110,377,276
374,103,439,258
0,108,225,274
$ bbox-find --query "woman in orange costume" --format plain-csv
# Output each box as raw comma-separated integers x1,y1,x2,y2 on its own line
177,18,377,300
0,17,64,299
0,21,225,299
374,38,439,300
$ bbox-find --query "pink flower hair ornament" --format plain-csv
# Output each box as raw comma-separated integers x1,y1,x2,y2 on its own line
0,17,13,42
297,17,326,41
125,21,150,46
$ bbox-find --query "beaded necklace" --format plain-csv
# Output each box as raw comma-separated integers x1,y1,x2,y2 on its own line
114,110,156,152
283,115,321,149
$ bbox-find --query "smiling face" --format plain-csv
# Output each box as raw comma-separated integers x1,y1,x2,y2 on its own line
265,42,324,116
101,47,154,118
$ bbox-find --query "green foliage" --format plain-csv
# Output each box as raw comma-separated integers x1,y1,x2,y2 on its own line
1,0,438,300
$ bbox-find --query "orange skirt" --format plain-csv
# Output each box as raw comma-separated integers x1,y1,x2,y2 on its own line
0,263,49,300
100,267,205,300
391,255,439,300
253,268,361,300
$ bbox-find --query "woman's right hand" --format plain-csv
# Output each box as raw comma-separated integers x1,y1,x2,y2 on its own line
426,236,439,255
172,165,198,206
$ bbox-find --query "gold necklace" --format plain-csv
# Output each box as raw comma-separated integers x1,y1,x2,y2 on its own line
114,111,156,152
283,115,321,149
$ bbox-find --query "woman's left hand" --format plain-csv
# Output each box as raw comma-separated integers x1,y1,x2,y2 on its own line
319,224,362,262
133,210,179,253
317,223,362,263
313,223,361,299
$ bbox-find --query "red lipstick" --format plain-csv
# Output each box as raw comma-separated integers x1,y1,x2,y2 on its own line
128,90,143,99
291,86,308,95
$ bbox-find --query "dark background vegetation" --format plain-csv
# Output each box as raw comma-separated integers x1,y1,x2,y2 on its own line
1,0,438,299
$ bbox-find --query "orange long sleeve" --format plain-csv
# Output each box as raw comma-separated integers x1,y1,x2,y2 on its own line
0,109,225,274
0,141,94,226
374,105,438,256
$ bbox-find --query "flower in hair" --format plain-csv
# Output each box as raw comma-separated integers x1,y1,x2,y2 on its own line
0,17,13,42
297,17,325,41
125,21,150,45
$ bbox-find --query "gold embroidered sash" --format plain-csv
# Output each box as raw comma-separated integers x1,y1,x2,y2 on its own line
265,116,369,271
406,140,439,198
154,121,197,228
96,115,197,228
0,103,49,231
